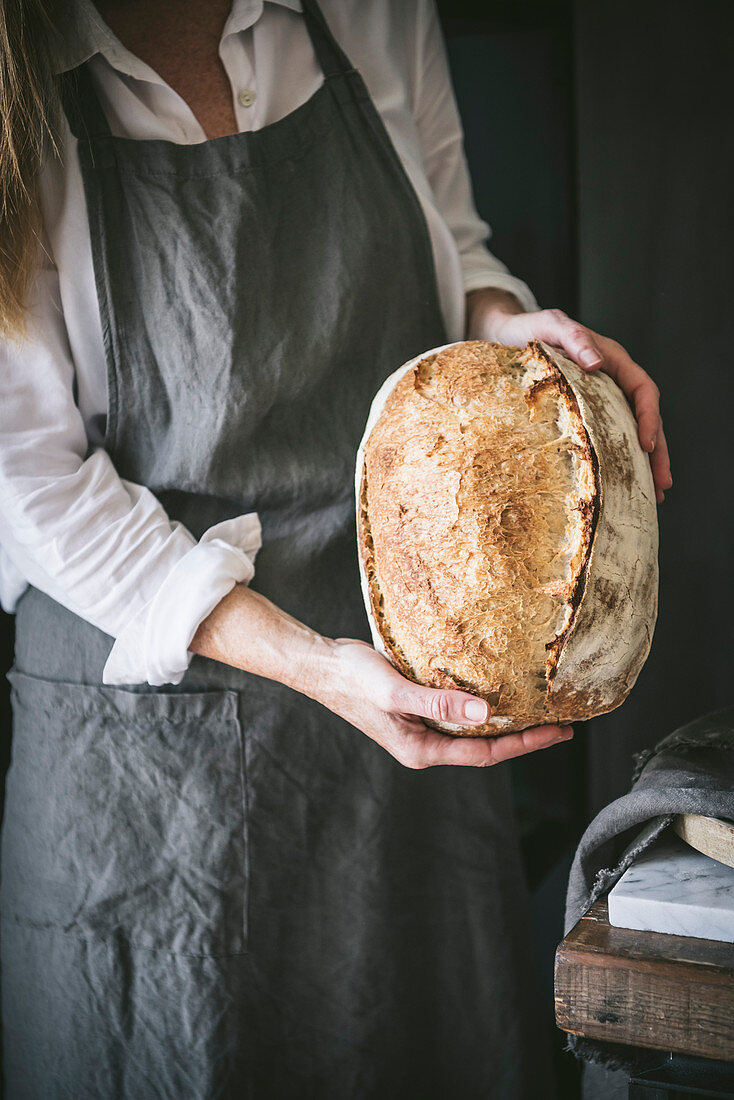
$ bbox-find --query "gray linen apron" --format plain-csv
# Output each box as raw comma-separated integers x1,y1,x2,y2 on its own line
1,3,550,1096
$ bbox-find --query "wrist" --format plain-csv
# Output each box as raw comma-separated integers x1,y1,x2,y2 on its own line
304,636,390,725
465,287,524,341
293,632,344,704
191,583,338,699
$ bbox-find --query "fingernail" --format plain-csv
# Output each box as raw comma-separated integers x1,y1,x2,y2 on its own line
464,699,488,723
579,349,603,368
556,726,574,742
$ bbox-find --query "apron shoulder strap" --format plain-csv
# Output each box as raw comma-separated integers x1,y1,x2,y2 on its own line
59,62,113,144
301,0,357,79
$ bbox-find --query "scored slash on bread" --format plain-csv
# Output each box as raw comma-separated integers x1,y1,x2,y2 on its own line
355,340,658,736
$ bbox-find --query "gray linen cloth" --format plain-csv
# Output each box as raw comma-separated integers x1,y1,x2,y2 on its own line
563,705,734,1080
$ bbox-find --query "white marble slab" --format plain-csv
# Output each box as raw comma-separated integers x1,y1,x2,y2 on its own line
608,833,734,943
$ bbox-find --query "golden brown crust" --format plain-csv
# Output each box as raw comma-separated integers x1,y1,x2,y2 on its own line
357,340,658,735
358,341,602,734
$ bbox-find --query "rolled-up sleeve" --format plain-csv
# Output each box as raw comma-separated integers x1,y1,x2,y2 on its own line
0,255,261,686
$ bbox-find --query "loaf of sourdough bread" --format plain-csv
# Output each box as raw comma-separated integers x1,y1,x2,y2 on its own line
355,340,658,735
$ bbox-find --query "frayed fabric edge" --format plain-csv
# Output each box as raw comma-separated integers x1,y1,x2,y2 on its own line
564,1033,655,1074
586,815,674,911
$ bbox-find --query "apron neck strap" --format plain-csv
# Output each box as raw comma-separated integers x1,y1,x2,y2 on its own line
301,0,356,80
59,63,113,143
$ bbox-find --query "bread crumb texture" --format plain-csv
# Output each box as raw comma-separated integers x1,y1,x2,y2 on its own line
358,341,658,735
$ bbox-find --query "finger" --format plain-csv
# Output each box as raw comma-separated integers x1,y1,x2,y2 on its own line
483,723,575,764
650,424,672,501
527,309,604,369
391,683,491,727
401,723,574,769
594,336,663,453
628,377,662,454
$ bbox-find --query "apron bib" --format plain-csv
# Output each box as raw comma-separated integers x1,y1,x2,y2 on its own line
1,4,550,1096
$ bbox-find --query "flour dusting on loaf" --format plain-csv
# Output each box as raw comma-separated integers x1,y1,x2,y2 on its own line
356,340,658,735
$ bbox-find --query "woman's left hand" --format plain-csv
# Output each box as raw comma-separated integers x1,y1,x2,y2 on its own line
467,291,672,503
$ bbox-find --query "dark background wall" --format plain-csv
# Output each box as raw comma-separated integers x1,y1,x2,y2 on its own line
1,2,732,1098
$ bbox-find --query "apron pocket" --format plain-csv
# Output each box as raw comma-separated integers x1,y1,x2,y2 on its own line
0,671,248,956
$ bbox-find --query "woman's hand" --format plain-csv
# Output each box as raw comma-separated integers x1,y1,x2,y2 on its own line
319,638,574,769
466,289,673,503
191,586,574,770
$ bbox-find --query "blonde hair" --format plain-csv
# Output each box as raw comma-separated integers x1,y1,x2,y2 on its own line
0,0,62,339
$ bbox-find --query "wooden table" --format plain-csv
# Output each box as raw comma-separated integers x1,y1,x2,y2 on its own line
555,898,734,1062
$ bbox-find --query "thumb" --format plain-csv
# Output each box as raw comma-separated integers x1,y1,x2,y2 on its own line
393,684,490,726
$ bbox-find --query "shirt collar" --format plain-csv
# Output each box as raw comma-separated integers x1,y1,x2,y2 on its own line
52,0,304,77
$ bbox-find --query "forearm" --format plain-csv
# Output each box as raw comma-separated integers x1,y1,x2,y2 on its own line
465,287,524,341
190,582,336,702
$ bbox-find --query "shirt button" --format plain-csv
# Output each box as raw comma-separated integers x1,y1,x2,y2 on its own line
238,89,256,108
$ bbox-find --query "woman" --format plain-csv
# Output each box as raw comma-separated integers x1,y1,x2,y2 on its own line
0,1,671,1097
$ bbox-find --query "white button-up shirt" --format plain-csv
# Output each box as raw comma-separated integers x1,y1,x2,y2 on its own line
0,0,537,685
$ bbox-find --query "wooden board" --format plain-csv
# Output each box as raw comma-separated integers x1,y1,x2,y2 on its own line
673,814,734,869
555,898,734,1061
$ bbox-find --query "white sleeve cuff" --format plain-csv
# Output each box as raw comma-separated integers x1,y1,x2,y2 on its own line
103,513,262,686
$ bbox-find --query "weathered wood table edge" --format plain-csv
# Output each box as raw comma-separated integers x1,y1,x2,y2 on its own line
555,897,734,1063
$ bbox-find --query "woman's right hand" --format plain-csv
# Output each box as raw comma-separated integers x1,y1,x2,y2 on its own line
319,637,574,769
